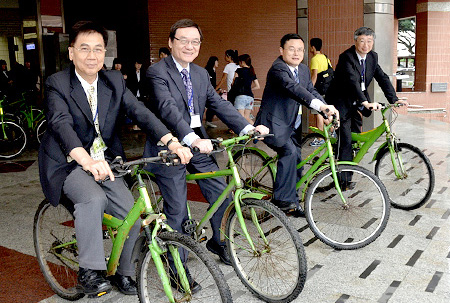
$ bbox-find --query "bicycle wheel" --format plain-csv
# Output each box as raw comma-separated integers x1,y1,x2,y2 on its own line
130,172,164,213
375,142,435,210
137,231,232,302
33,200,84,301
305,164,390,250
36,119,47,143
226,199,307,302
232,148,274,197
0,121,27,159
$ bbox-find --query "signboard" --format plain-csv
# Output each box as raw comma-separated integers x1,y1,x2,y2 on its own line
431,83,447,92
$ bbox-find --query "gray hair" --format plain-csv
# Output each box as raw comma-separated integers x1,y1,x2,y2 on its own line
354,27,376,40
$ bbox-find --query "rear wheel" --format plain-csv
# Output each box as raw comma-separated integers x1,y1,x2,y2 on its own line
36,119,47,143
137,231,232,302
226,199,307,302
375,142,435,210
0,121,27,159
305,165,390,250
33,200,83,301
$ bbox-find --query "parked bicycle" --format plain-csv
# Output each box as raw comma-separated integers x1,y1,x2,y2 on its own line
301,103,434,210
129,132,308,303
0,93,47,159
232,115,391,250
33,152,232,302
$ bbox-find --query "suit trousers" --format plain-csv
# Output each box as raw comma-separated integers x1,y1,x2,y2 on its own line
266,129,303,204
337,106,363,162
63,166,139,276
148,149,230,245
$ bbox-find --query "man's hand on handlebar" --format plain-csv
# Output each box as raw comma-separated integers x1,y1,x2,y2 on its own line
362,101,382,111
319,104,340,127
395,98,409,107
83,159,115,182
253,125,270,140
167,141,193,164
192,138,214,154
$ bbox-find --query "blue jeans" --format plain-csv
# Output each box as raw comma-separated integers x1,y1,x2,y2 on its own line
234,95,254,110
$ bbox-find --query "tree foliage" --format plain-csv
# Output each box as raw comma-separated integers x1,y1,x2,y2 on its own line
398,18,415,55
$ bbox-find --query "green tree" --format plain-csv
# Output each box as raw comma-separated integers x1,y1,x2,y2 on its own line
398,18,415,55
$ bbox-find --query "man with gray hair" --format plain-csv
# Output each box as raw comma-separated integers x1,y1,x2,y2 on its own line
325,26,408,187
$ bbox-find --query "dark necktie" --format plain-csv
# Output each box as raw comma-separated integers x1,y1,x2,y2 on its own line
293,68,301,129
180,69,194,114
360,59,365,83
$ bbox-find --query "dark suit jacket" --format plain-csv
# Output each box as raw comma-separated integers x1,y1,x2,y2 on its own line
255,56,324,147
145,56,248,141
325,45,398,118
39,65,171,206
127,69,146,97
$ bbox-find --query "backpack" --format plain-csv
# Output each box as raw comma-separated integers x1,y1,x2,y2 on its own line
315,57,334,95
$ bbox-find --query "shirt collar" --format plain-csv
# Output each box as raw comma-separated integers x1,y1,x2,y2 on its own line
75,69,98,95
356,51,366,62
172,56,190,73
286,63,298,77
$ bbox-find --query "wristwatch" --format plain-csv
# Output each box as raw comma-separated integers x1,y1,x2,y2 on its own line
166,137,179,147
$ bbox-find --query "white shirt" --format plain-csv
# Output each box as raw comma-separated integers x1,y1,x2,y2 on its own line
223,62,239,91
285,63,324,112
74,70,98,108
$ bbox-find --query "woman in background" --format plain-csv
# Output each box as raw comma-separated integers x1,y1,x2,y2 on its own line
215,49,239,93
205,56,219,128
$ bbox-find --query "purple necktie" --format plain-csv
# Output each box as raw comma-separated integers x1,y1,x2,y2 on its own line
180,69,194,114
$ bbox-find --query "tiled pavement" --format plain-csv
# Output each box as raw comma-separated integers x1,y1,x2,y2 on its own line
0,113,449,303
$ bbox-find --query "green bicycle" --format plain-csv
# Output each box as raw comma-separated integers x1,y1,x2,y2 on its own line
33,153,232,302
232,116,390,250
129,132,307,303
0,95,27,158
301,103,435,210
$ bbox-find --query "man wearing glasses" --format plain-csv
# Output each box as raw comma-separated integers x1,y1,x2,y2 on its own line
39,21,192,297
144,19,268,277
255,33,338,217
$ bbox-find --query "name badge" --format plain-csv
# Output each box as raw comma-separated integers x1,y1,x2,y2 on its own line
90,135,107,161
361,82,366,91
190,114,201,128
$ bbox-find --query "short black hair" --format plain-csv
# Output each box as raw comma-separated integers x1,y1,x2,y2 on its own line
354,27,376,40
280,33,304,48
169,19,203,41
159,47,171,56
69,21,108,47
310,38,322,51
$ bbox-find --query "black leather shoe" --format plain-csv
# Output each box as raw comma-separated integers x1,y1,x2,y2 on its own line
77,267,112,296
206,239,232,266
170,269,202,294
288,206,305,218
272,199,297,212
109,274,137,295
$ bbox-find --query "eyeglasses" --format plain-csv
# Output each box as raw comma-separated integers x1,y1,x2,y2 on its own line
72,46,107,55
285,47,305,54
174,37,201,47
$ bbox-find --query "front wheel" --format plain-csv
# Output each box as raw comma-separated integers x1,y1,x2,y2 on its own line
137,231,232,302
226,199,307,302
375,142,435,210
33,200,83,301
0,121,27,159
305,165,390,250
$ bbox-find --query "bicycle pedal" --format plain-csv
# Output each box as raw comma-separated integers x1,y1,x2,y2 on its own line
182,219,197,234
198,236,207,243
87,291,108,298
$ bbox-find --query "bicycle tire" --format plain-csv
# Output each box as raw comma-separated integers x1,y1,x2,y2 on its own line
375,142,435,210
232,148,274,197
137,231,232,303
305,164,390,250
0,121,27,159
36,119,47,143
130,172,164,213
226,199,307,302
33,200,84,301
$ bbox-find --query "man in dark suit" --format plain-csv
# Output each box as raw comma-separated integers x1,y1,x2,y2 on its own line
325,27,408,184
255,33,338,216
127,59,146,100
38,21,192,297
144,19,269,268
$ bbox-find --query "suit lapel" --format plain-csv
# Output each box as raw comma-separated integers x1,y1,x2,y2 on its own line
97,74,112,132
166,57,189,108
70,69,93,125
